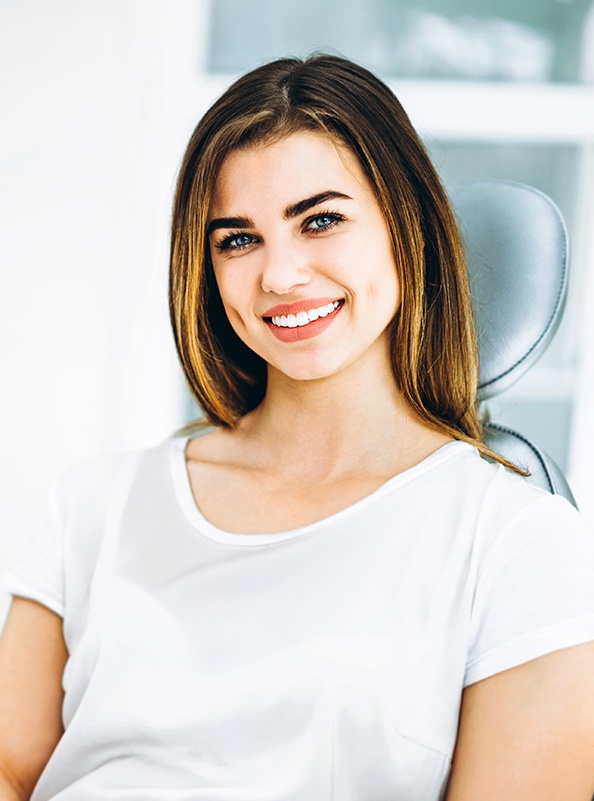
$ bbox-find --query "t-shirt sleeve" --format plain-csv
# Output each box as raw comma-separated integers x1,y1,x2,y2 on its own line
465,493,594,687
0,483,65,617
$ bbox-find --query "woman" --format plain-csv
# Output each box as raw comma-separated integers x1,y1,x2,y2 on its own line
2,54,594,801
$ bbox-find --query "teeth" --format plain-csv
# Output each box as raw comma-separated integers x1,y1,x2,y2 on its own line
270,301,341,328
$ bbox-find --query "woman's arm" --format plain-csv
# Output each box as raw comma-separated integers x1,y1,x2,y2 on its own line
0,597,67,801
446,641,594,800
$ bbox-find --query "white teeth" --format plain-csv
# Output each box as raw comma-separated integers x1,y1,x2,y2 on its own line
270,300,341,328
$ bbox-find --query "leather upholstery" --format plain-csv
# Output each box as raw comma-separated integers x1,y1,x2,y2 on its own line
448,180,576,507
449,180,568,400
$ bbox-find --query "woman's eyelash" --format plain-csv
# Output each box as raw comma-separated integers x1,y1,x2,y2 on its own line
214,231,257,252
303,210,345,233
213,210,346,252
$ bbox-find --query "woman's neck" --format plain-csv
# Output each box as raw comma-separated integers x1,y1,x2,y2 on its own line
235,351,452,484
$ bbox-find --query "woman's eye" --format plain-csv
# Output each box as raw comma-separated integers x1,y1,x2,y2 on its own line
304,212,344,233
215,232,256,252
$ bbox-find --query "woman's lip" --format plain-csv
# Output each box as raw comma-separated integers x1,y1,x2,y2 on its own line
262,297,342,318
265,302,343,342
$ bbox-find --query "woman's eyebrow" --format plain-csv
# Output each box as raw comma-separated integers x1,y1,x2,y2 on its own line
283,191,352,219
206,216,254,236
206,191,352,236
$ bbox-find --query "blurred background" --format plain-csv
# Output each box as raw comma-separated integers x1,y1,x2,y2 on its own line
1,0,594,608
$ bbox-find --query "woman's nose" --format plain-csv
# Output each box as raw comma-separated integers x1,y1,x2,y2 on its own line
260,240,312,295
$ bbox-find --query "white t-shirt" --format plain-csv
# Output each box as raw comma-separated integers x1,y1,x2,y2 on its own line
3,436,594,801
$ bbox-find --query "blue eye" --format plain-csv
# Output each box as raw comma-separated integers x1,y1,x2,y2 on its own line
305,212,344,233
215,232,256,251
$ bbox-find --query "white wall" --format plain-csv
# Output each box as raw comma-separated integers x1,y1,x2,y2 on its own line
0,0,204,612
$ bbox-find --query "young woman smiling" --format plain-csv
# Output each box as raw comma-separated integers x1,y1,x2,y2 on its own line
2,55,594,801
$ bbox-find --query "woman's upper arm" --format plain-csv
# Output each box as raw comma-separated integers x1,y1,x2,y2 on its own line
0,596,67,800
446,641,594,801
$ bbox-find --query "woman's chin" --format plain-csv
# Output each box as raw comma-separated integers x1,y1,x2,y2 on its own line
267,357,350,385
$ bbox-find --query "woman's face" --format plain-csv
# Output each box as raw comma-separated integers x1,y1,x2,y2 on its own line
207,131,401,383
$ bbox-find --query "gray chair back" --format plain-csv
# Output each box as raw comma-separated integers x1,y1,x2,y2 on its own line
448,180,575,506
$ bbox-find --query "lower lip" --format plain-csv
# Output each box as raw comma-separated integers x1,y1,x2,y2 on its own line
265,305,343,342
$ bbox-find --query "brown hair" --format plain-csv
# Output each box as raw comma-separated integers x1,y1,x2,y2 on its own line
169,54,512,467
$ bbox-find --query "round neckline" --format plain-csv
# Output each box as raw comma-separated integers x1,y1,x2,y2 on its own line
170,435,476,546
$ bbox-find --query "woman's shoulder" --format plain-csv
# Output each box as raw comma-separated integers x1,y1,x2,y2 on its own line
426,443,590,561
458,452,592,581
448,442,572,516
52,436,182,520
480,454,580,524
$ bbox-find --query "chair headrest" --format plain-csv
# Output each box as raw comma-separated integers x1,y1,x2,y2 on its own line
448,180,568,400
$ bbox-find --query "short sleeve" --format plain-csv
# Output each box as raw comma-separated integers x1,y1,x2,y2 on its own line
465,493,594,687
0,483,65,617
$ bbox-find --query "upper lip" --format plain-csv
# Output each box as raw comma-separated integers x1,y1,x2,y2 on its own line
262,297,343,318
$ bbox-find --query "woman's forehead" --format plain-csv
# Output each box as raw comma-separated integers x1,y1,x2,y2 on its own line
210,131,370,217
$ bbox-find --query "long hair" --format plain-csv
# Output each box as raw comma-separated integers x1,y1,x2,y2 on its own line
169,54,510,466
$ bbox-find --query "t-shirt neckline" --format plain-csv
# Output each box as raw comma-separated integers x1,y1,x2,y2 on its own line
170,435,475,546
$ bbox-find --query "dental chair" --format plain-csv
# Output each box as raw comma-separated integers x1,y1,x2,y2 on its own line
448,180,576,506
